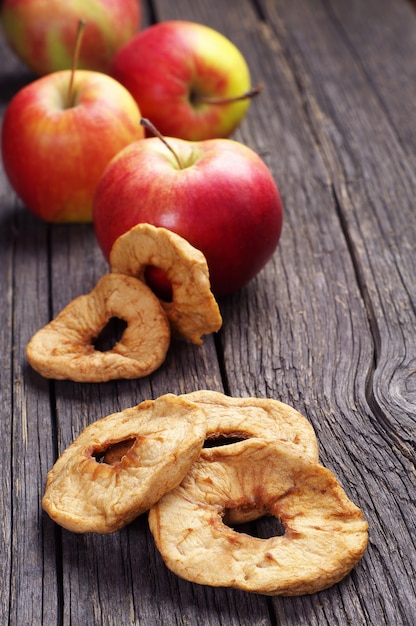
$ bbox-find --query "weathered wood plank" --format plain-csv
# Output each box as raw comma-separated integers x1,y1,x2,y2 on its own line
263,0,416,439
1,173,61,620
0,37,14,621
0,97,15,626
0,30,61,625
252,0,416,623
10,213,61,626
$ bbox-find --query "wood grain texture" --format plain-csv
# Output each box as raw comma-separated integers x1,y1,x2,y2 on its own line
1,0,415,624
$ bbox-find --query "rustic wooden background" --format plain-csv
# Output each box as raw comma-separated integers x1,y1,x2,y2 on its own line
1,0,415,624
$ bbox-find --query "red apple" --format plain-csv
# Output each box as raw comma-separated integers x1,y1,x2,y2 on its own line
93,127,283,297
0,0,141,75
1,70,144,222
110,20,260,141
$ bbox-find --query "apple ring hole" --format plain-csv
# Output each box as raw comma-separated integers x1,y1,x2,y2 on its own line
144,266,173,303
93,438,136,465
92,316,128,352
225,514,285,539
203,431,251,449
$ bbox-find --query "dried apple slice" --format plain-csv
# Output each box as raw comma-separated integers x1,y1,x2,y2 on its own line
182,390,319,524
109,223,222,344
42,394,207,533
148,438,368,596
26,273,170,382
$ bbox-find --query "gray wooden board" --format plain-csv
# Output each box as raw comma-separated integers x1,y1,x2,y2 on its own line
1,0,415,624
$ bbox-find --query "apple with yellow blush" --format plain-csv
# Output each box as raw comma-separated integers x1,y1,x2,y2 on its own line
110,20,262,141
1,69,144,222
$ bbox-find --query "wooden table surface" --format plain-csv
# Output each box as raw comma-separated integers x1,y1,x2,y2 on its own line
1,0,415,624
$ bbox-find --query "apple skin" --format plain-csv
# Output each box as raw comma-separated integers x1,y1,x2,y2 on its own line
93,136,283,297
1,70,144,222
0,0,141,75
110,21,253,141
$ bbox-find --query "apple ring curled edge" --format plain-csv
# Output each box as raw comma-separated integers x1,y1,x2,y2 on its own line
109,222,223,345
148,437,369,596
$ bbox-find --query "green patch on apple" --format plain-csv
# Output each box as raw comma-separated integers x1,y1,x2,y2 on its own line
0,0,141,75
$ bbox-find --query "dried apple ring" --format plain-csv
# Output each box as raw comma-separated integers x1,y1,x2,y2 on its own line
42,394,207,534
109,223,222,344
26,273,170,382
148,438,368,596
182,390,319,524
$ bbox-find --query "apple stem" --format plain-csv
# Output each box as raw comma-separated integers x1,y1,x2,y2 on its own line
66,19,86,108
192,82,264,106
140,118,185,170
